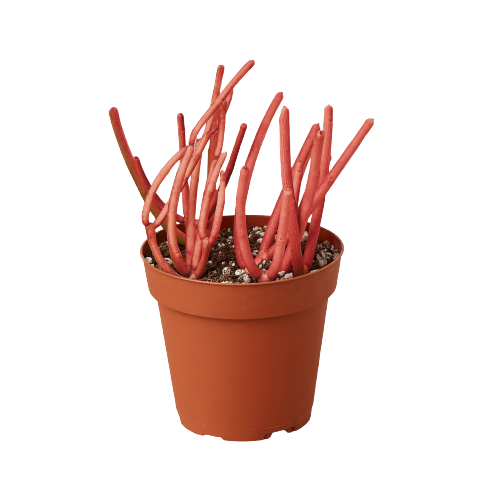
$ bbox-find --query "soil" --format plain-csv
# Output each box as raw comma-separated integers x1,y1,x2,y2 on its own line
144,226,340,283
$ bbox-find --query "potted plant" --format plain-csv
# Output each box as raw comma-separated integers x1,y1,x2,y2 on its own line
109,60,374,441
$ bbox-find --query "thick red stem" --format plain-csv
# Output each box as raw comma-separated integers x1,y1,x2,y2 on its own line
177,113,190,219
267,189,292,280
191,239,211,280
142,147,187,227
282,118,374,273
189,60,254,145
208,171,226,245
298,130,324,222
311,119,374,212
232,93,283,279
191,237,202,271
167,147,194,277
198,153,227,239
185,159,201,268
302,200,325,272
108,106,186,244
303,106,333,271
257,123,319,258
225,123,247,185
146,226,178,275
207,65,224,169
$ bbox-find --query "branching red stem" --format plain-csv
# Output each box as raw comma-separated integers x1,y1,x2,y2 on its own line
232,93,283,279
167,147,194,276
257,123,319,258
189,60,254,145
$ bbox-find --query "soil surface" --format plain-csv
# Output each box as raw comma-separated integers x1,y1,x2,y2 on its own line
144,226,340,283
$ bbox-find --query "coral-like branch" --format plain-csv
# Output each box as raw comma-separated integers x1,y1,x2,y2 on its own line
303,106,333,271
232,93,284,279
167,147,194,277
177,113,190,219
142,148,187,227
281,118,374,273
279,107,304,276
146,225,177,275
185,158,201,269
257,123,319,261
198,153,227,239
267,189,293,280
110,107,187,245
311,118,374,213
189,60,255,145
207,65,224,169
208,171,227,245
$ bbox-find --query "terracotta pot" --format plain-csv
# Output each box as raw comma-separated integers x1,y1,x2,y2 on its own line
141,215,343,441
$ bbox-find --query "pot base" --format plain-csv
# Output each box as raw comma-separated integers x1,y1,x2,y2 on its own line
178,411,311,441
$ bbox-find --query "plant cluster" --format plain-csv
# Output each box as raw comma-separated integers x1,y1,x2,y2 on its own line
109,60,373,282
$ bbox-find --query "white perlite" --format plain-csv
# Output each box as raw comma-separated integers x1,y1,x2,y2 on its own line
261,260,267,265
221,261,225,266
220,281,230,283
283,273,294,280
302,231,308,243
222,267,231,275
316,254,327,268
242,274,252,283
234,269,244,276
256,238,262,244
145,257,153,264
252,250,258,257
208,260,212,264
258,231,265,237
320,249,332,260
230,262,235,266
165,257,173,265
252,226,262,232
226,228,231,233
278,271,285,278
227,235,233,240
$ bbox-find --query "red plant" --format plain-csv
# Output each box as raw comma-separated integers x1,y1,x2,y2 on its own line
109,61,374,281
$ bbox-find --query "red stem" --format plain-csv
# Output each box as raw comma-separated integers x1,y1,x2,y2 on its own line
191,238,211,279
185,158,201,268
108,106,186,244
302,199,325,272
225,123,247,185
146,225,178,275
298,130,323,222
288,198,305,277
191,237,202,271
142,147,187,227
167,147,194,277
198,153,227,239
189,60,254,145
311,119,374,213
281,118,374,273
302,107,333,270
177,113,190,219
208,171,226,245
257,123,319,258
232,93,283,278
267,189,292,280
206,65,224,172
